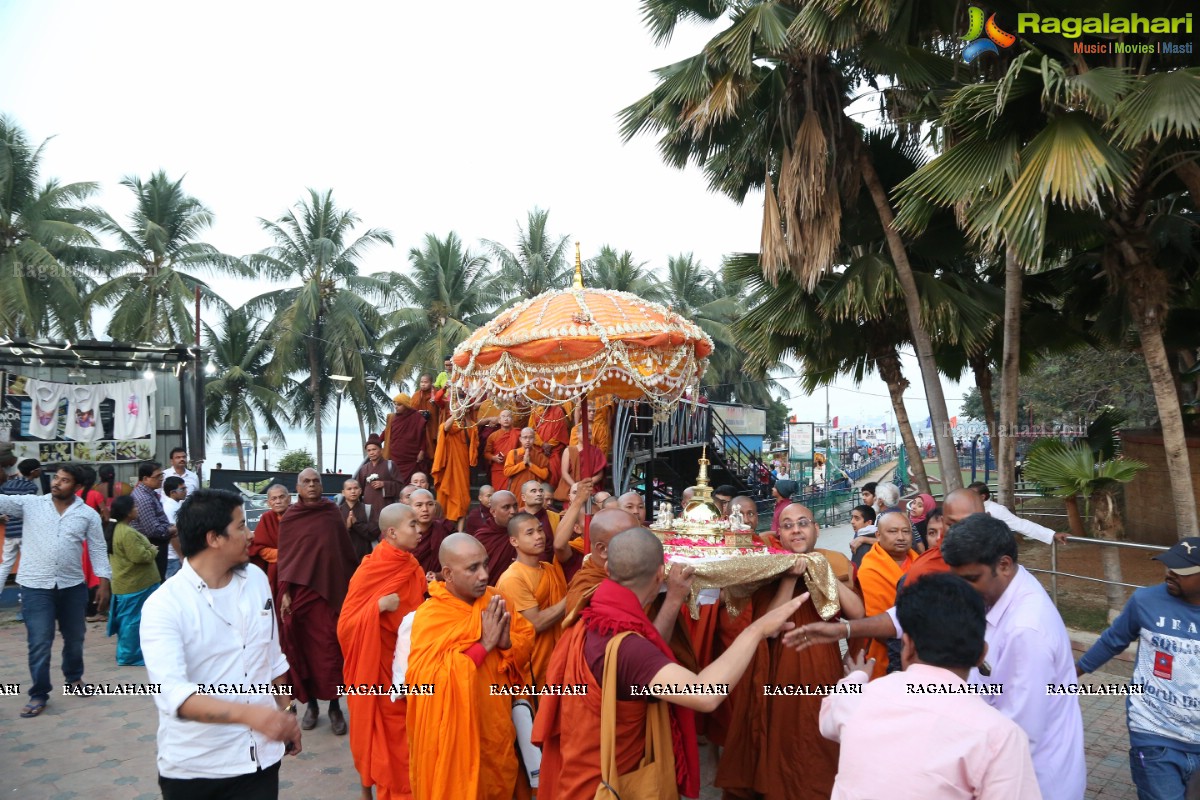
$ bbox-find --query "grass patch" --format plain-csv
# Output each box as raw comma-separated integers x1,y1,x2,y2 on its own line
1056,603,1110,634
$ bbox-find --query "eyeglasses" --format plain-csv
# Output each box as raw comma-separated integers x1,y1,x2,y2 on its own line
779,518,814,531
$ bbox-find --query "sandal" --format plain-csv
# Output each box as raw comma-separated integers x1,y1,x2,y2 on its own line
20,699,47,718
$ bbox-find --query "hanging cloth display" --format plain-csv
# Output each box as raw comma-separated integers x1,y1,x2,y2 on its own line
111,377,156,439
23,378,66,439
63,384,108,442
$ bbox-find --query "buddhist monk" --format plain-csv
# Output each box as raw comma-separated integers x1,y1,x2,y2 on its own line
549,478,594,582
561,507,639,624
337,503,427,800
530,402,571,489
354,434,401,529
716,502,865,799
496,512,567,686
471,489,519,585
617,490,646,523
408,488,456,576
432,413,475,529
730,495,759,532
409,374,440,476
554,440,605,503
464,485,494,536
249,483,289,593
484,410,521,490
383,394,427,485
503,427,549,495
278,468,358,734
905,488,982,585
410,472,430,491
406,533,535,800
339,479,377,565
519,479,560,562
858,510,917,677
398,484,417,505
533,528,808,799
586,396,614,456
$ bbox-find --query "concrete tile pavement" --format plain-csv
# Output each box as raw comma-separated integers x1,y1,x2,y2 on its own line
0,602,1138,799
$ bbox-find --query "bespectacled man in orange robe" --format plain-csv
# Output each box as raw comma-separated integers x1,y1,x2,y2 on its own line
406,533,534,800
337,503,428,800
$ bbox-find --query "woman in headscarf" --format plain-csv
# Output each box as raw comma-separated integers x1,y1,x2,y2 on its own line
907,492,936,555
770,479,798,533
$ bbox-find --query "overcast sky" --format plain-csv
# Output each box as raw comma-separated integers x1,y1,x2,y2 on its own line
1,0,964,466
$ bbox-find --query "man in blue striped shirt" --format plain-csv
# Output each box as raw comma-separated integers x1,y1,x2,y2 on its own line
0,459,42,606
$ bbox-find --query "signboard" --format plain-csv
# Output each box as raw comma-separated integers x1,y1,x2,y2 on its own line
789,422,815,462
711,402,766,437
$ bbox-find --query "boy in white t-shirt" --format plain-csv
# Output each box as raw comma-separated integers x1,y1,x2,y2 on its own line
161,477,187,579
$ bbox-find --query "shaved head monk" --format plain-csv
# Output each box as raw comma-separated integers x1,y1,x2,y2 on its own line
408,488,456,576
278,468,358,735
410,472,430,491
249,483,290,592
484,410,520,490
858,511,918,677
471,490,520,585
406,533,534,800
398,484,417,505
337,503,427,800
464,484,494,536
520,479,561,563
530,402,571,490
409,374,440,477
534,528,809,798
716,502,865,799
729,495,759,532
432,411,476,528
503,427,550,495
617,491,646,523
496,512,568,685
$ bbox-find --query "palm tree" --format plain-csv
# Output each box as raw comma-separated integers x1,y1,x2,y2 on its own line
621,0,966,486
247,189,393,471
378,231,499,386
89,171,246,342
0,115,103,339
483,208,571,300
584,245,667,303
204,307,292,469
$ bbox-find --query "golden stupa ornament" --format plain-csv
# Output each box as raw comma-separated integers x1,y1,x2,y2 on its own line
682,445,722,524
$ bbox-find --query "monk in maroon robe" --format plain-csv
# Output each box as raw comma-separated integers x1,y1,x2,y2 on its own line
382,393,427,485
278,468,358,735
353,433,400,529
470,489,519,585
407,488,457,575
249,483,290,594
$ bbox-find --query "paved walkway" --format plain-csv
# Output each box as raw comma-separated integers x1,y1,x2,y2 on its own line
0,599,1138,799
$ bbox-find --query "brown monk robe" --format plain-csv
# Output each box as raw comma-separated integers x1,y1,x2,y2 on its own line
383,394,428,485
249,483,290,594
353,434,401,529
483,410,521,490
407,489,456,575
278,468,359,735
716,503,865,800
339,479,378,565
470,490,519,585
337,504,428,800
530,402,571,490
464,485,494,536
554,442,606,503
409,374,440,477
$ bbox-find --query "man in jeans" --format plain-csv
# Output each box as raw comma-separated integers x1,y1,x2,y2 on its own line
0,464,111,718
131,461,175,581
0,458,43,620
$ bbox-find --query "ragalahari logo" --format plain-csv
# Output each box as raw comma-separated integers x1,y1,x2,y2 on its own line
962,6,1016,62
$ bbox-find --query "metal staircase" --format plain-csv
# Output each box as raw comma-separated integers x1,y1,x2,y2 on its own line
611,399,757,501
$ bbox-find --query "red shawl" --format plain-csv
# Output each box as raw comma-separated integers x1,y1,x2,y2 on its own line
581,580,699,798
277,499,358,613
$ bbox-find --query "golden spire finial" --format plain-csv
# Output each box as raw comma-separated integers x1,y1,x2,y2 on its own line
573,241,584,290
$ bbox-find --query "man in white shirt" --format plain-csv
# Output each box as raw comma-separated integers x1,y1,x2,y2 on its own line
141,489,300,799
161,476,187,579
968,481,1067,545
163,447,201,496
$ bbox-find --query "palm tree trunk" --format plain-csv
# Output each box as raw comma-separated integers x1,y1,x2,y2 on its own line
1090,487,1127,623
1121,250,1199,539
877,349,931,494
997,248,1022,508
234,426,246,471
970,354,998,444
1063,495,1087,539
859,153,961,491
309,342,324,472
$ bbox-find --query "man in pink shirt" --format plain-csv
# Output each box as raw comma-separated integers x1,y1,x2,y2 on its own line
819,573,1041,799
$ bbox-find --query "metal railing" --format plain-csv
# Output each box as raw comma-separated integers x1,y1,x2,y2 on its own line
1028,535,1170,609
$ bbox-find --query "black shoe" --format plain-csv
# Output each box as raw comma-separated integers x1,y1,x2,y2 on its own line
301,703,318,730
328,705,347,736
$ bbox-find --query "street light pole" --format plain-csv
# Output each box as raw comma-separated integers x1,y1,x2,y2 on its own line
330,375,353,474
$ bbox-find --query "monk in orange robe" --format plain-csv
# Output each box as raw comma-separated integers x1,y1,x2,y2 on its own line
906,507,950,585
530,402,571,490
249,483,290,594
337,504,428,800
554,443,605,502
409,375,440,476
857,510,917,678
496,512,567,686
502,427,549,494
383,394,428,485
406,533,534,800
716,502,865,799
484,410,521,490
432,413,476,527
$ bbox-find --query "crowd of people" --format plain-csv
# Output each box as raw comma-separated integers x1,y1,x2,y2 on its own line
2,396,1198,799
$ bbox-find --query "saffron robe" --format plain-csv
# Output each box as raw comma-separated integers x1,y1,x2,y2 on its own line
531,404,571,489
249,509,284,593
554,444,605,502
496,559,567,686
384,409,428,485
905,543,949,585
502,446,549,495
406,583,535,800
858,541,917,678
337,543,427,798
484,427,521,490
277,499,358,703
432,419,476,522
409,389,440,474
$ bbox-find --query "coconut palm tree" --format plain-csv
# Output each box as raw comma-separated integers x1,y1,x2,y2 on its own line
247,189,393,471
483,208,571,300
378,231,499,386
203,306,292,470
0,115,104,339
584,246,667,303
89,171,247,342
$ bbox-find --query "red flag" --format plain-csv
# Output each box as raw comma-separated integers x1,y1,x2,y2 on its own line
832,416,839,428
950,416,958,428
